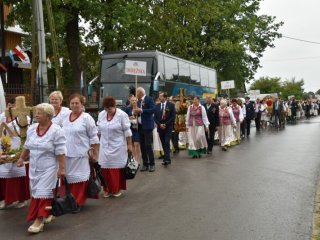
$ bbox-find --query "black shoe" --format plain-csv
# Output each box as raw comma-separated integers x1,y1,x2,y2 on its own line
173,149,179,154
198,155,201,158
192,155,198,159
72,206,81,214
158,155,164,159
162,162,169,166
149,166,155,172
222,146,228,151
140,165,149,172
207,151,212,154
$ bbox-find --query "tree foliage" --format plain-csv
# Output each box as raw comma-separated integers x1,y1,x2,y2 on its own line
251,76,305,100
5,0,283,93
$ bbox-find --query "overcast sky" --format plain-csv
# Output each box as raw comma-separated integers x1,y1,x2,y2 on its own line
254,0,320,93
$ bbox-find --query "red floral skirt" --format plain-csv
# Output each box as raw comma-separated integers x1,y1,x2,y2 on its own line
101,168,126,194
0,177,30,204
68,181,89,207
27,198,52,222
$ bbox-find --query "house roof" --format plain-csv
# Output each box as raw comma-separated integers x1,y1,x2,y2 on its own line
5,26,28,36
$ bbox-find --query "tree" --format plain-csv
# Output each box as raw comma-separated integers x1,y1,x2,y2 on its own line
280,78,304,100
250,76,282,94
6,0,283,96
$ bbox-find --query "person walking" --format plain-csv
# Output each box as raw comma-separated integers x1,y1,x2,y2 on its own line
203,96,219,154
62,94,99,209
186,96,209,158
133,87,155,172
98,96,132,198
154,92,176,166
244,97,255,136
17,103,66,234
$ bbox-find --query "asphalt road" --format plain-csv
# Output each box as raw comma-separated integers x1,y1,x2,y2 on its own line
1,117,320,240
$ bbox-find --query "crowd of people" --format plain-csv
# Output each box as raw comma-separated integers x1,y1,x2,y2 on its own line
0,87,319,234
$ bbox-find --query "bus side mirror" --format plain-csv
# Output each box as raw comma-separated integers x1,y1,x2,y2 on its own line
153,72,161,92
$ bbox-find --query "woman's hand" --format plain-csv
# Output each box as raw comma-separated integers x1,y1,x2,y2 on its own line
58,167,65,177
205,127,209,132
127,144,133,153
17,158,24,167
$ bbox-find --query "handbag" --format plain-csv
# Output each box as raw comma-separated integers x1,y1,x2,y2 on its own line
87,163,102,198
125,152,140,180
51,177,79,217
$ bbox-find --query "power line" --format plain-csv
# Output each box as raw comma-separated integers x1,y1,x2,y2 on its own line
264,55,320,62
282,35,320,45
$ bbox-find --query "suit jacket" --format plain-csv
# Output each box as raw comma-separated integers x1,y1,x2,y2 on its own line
137,95,155,131
272,101,284,114
245,101,255,120
154,101,176,132
203,103,220,128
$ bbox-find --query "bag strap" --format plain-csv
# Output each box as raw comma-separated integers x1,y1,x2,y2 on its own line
62,176,71,194
54,178,60,199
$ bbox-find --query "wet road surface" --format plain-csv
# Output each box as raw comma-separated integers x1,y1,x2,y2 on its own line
1,117,320,240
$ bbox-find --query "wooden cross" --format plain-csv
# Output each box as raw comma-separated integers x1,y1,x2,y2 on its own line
5,96,33,144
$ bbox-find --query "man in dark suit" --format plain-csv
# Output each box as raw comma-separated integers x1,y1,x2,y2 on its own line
133,87,155,172
203,96,219,154
154,92,176,166
272,97,284,128
244,97,255,136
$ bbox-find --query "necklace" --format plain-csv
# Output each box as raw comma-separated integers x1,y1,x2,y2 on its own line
36,122,52,137
69,112,82,122
107,109,116,121
53,107,62,118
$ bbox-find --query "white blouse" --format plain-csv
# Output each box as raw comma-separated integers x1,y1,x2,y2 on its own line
97,109,132,169
24,123,66,198
62,112,99,158
0,113,26,178
51,106,71,127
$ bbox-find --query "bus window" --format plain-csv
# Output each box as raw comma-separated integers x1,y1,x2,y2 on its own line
208,70,217,88
200,68,209,87
190,64,200,86
164,57,178,82
178,60,190,84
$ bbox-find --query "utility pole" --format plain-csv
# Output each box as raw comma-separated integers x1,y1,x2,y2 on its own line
33,0,48,103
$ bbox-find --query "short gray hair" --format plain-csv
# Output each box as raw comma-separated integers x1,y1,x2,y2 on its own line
220,99,227,106
49,90,64,101
36,103,55,119
136,87,145,95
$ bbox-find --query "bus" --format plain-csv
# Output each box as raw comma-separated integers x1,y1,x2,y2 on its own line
99,50,217,106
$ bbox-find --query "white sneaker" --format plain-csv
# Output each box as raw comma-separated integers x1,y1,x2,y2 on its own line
14,201,27,209
113,192,122,197
0,200,6,210
103,192,112,198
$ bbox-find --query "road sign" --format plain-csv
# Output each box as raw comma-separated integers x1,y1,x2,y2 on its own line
125,60,147,76
249,90,260,95
221,80,235,90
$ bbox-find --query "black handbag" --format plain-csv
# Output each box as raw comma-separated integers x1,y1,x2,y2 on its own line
87,166,102,198
51,177,79,217
125,153,140,180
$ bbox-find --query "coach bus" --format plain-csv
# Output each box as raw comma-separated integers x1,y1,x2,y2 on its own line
99,50,217,106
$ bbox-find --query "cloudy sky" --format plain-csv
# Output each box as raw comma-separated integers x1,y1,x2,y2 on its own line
254,0,320,92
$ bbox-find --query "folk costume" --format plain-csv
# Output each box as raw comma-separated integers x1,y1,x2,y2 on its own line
24,123,66,221
219,106,236,148
97,109,132,196
0,113,30,209
186,105,209,157
63,112,99,206
51,106,71,127
231,104,244,144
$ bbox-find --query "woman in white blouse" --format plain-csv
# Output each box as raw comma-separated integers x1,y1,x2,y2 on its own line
98,96,132,198
49,91,71,127
17,103,66,234
62,94,99,208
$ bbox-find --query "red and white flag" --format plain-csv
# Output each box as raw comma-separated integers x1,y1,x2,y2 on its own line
13,45,30,64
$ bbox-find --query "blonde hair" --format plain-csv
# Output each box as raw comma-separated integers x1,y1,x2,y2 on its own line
220,99,227,106
49,91,64,101
36,103,55,119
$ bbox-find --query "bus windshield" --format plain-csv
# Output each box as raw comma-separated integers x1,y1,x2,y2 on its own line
100,57,154,83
